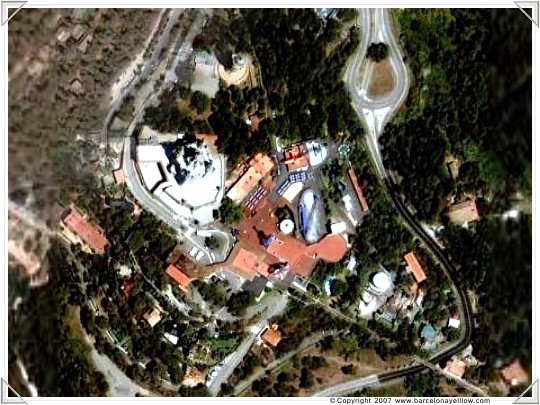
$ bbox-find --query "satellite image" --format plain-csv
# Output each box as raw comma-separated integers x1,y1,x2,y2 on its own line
6,6,533,399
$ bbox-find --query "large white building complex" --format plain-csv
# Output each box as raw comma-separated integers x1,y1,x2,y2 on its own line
136,135,225,225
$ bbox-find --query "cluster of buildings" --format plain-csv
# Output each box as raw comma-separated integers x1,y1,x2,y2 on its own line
359,250,463,354
442,351,529,396
360,251,427,320
282,141,329,172
57,23,93,54
192,145,352,293
226,153,275,204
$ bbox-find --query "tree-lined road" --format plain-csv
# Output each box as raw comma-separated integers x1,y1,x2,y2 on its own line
206,294,289,396
104,9,184,134
118,10,215,261
313,8,474,397
234,329,340,396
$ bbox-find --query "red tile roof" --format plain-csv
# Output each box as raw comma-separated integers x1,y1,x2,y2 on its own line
404,251,427,283
307,234,348,263
121,277,135,296
166,264,193,290
227,153,275,202
261,325,282,347
444,357,467,378
234,200,347,278
232,248,261,277
501,360,528,387
62,207,108,253
284,145,309,171
448,200,479,225
348,168,369,213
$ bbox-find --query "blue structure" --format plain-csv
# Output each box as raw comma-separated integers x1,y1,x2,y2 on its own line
323,276,337,296
299,203,309,237
421,324,437,341
262,233,277,248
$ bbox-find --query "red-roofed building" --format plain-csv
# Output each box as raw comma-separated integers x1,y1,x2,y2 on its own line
166,264,193,291
283,144,309,172
348,168,369,213
8,240,41,276
121,277,135,297
232,199,347,279
229,245,268,280
61,207,108,254
404,251,427,283
227,153,275,202
261,324,282,347
501,360,528,387
448,200,479,225
444,357,467,378
307,234,348,263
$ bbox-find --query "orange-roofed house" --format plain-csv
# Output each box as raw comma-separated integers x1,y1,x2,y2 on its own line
143,307,162,328
226,153,275,202
283,144,309,172
61,207,108,254
121,277,135,297
261,324,282,347
501,360,528,387
444,357,467,378
348,168,369,213
225,243,269,281
182,366,205,388
166,264,193,291
448,200,479,225
404,251,426,283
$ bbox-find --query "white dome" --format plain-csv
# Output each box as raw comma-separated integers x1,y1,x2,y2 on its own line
279,219,295,235
371,270,391,292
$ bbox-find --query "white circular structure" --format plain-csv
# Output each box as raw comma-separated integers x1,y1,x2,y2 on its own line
279,219,295,235
370,270,392,295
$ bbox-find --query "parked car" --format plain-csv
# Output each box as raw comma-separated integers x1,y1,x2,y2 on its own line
195,250,204,261
188,246,198,257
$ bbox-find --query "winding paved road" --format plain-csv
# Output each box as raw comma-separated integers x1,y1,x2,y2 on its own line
118,10,215,261
104,9,184,133
234,330,340,396
314,8,474,397
206,294,289,396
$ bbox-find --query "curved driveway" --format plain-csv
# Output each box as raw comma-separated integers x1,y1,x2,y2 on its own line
116,10,221,263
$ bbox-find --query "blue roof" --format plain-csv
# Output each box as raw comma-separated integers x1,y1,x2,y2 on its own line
421,324,437,340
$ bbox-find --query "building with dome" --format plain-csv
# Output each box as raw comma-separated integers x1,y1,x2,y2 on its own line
369,268,393,295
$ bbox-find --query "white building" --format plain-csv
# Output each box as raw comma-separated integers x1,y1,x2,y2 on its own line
448,317,461,329
136,138,224,225
330,221,347,234
369,269,393,295
306,141,329,167
342,194,358,226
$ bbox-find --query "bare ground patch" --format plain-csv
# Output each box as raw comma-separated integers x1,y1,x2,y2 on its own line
367,60,395,99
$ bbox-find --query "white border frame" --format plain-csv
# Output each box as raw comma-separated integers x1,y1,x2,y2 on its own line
1,0,537,403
